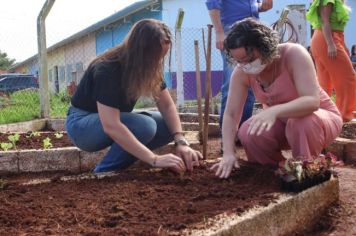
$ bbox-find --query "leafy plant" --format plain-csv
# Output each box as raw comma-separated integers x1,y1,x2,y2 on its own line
0,178,6,190
275,152,343,182
54,132,63,139
26,131,41,138
43,137,53,149
8,133,20,149
1,142,13,151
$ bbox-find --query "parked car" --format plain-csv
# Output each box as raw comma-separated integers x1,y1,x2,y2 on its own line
0,74,39,93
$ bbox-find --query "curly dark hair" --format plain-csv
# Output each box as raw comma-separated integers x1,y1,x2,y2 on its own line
224,18,280,64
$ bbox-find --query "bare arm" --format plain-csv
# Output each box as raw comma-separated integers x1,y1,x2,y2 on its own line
156,89,203,170
222,69,248,156
248,44,320,135
211,67,249,178
208,9,225,50
97,102,185,171
275,44,320,117
155,89,183,139
320,3,337,59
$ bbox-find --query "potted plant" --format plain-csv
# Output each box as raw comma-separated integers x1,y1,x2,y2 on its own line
275,152,343,192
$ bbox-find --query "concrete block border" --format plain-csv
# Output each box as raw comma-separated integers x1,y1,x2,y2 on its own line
182,177,339,236
0,141,201,174
326,137,356,164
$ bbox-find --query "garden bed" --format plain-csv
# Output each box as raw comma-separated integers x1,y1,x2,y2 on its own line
0,161,283,235
0,131,72,150
0,138,340,235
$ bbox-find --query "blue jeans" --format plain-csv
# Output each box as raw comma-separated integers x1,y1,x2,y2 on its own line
220,49,255,128
66,106,173,173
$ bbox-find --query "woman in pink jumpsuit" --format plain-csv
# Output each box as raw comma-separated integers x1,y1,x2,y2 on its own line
211,18,343,179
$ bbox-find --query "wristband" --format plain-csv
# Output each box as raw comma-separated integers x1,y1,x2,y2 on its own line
174,138,190,147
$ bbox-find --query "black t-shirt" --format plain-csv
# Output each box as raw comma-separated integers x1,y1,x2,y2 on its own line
71,61,166,113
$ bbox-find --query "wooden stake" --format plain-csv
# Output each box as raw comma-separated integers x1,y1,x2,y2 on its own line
194,40,203,144
203,25,213,159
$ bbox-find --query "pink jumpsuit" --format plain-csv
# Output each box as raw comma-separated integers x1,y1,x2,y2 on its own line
238,49,343,166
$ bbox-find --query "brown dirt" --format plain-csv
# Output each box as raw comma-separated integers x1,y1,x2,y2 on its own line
0,131,73,150
0,138,355,235
0,139,280,235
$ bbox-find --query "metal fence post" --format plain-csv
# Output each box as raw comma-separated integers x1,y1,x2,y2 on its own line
175,8,184,110
37,0,55,118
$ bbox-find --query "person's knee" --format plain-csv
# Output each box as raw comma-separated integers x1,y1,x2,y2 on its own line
128,114,157,143
286,115,319,137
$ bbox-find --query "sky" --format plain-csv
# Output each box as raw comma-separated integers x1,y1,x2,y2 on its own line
0,0,141,62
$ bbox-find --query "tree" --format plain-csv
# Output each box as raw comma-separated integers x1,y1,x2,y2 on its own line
0,50,16,70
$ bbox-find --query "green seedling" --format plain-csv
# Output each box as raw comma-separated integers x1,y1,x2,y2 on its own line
1,142,13,151
8,133,20,149
43,137,53,149
0,178,6,190
54,132,63,139
26,131,41,138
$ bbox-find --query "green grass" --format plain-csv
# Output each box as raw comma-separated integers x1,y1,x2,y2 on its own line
0,90,70,125
50,91,70,118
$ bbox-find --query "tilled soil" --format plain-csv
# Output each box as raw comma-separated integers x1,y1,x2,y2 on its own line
0,159,280,235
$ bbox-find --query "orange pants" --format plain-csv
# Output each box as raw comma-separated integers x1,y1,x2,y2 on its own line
311,30,356,122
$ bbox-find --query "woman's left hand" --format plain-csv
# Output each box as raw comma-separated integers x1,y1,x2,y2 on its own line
327,43,337,59
175,145,203,171
247,108,277,136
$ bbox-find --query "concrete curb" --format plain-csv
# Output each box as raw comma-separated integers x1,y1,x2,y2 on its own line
183,177,339,236
0,140,201,174
0,119,46,133
326,137,356,164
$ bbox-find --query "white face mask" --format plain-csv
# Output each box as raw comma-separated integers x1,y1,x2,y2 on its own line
238,58,267,74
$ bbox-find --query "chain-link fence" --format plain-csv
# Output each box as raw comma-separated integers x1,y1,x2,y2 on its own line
0,23,224,125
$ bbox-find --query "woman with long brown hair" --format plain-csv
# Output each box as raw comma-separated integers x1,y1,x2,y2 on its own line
66,19,202,173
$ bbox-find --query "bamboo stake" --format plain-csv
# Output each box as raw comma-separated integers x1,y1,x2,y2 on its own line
203,25,213,159
194,40,204,144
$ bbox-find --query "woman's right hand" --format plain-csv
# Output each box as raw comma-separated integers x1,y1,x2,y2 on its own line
210,154,240,179
154,154,186,173
327,43,337,59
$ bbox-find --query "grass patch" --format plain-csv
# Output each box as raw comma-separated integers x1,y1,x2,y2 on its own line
0,90,70,125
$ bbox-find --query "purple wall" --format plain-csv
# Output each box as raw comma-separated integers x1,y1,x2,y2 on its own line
170,71,223,100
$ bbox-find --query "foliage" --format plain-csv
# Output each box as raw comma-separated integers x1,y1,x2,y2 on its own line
0,90,70,124
43,137,53,149
26,131,41,138
0,90,40,124
54,132,63,139
50,91,70,118
8,133,20,149
0,178,6,190
0,50,15,70
0,142,13,151
275,152,343,182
